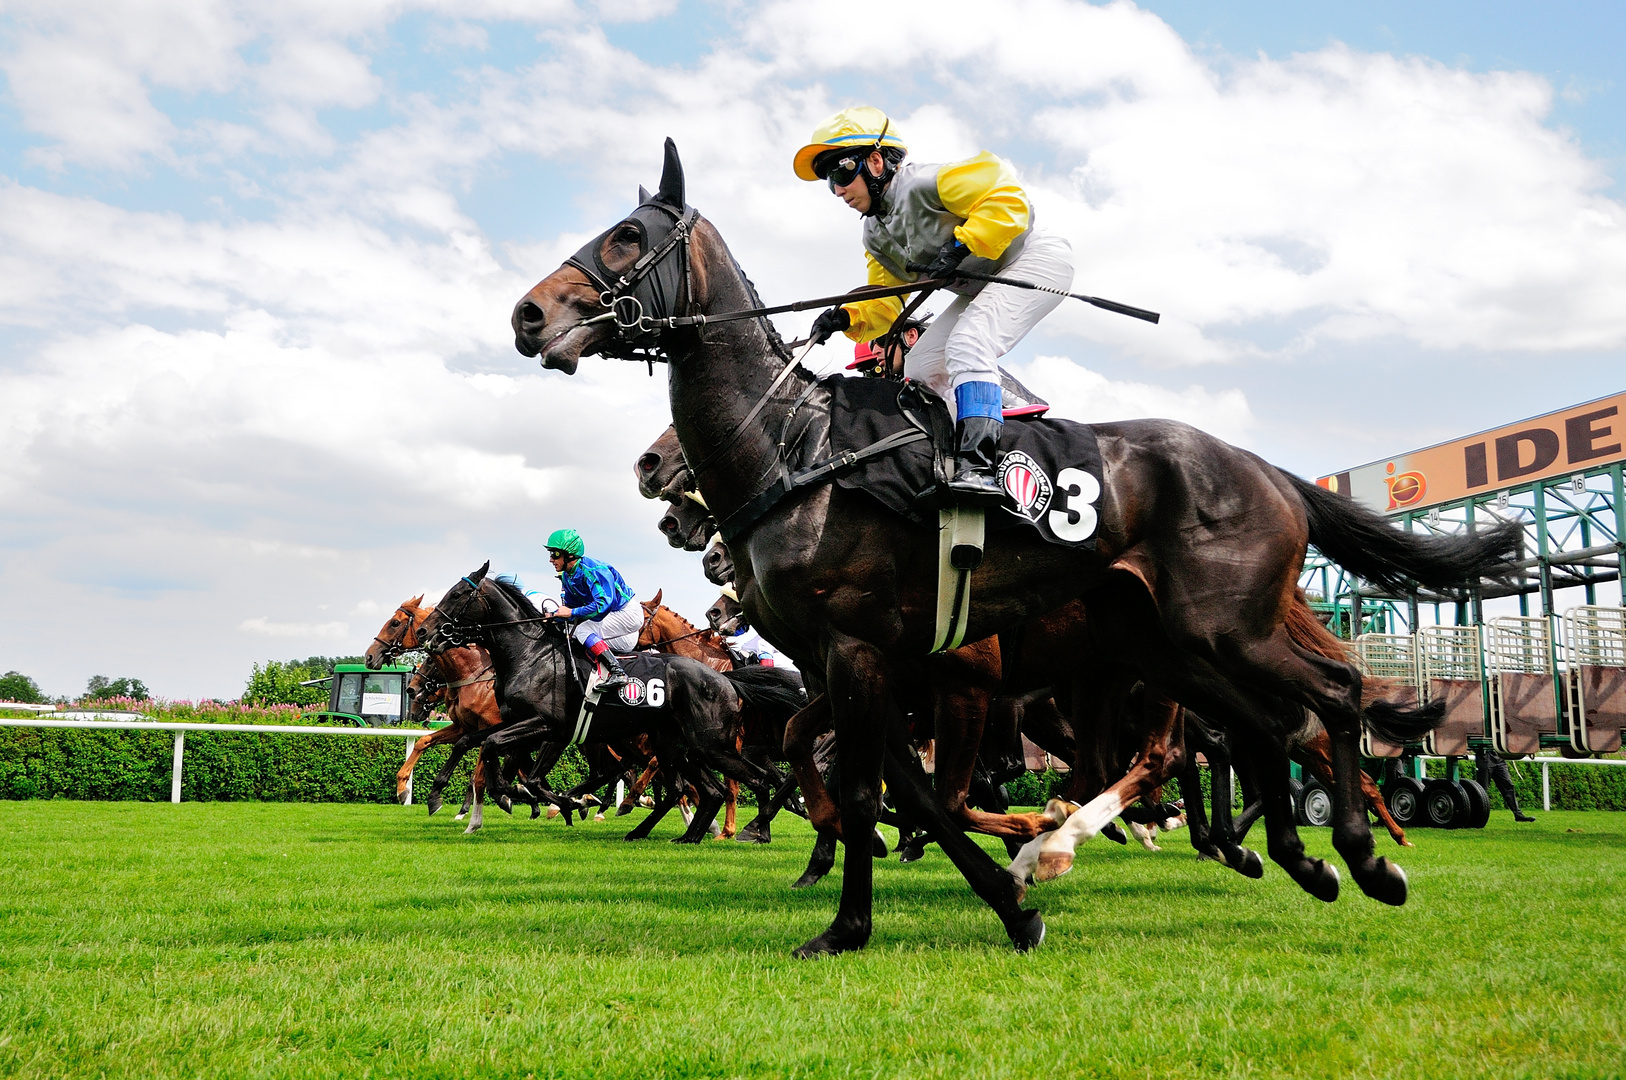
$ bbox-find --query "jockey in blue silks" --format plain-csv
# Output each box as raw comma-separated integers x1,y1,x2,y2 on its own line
545,528,638,691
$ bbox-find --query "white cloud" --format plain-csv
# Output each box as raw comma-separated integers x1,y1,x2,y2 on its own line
240,616,350,638
1008,355,1255,447
1,0,1623,695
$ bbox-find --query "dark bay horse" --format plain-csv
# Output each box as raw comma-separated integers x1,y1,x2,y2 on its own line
421,567,798,844
512,140,1518,955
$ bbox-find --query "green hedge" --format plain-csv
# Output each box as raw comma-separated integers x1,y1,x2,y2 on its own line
4,706,1623,812
0,708,593,805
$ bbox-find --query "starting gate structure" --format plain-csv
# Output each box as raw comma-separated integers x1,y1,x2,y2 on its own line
1300,391,1626,828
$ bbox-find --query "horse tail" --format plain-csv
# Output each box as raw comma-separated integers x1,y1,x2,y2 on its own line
1283,588,1355,663
1278,470,1520,592
1284,587,1447,742
724,666,806,723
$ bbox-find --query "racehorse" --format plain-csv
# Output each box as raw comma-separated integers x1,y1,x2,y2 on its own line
512,140,1518,955
422,567,800,844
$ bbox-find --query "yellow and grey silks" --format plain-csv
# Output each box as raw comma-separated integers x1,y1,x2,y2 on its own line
840,153,1034,341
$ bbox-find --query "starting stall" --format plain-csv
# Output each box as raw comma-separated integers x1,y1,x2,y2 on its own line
1302,391,1626,829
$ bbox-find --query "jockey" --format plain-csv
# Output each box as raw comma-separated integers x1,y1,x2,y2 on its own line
795,106,1074,501
847,315,927,379
545,528,638,692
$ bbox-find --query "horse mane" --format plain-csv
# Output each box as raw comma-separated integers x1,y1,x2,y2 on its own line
489,575,542,619
723,248,792,363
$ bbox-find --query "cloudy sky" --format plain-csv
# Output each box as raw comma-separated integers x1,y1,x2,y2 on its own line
1,0,1623,699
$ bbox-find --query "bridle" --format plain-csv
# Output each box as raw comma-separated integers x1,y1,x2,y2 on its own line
564,198,701,361
638,604,724,650
372,604,423,663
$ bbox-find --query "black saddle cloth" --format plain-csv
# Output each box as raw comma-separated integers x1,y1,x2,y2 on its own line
569,642,678,709
826,376,1104,550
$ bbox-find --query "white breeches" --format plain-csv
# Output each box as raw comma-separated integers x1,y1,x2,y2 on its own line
904,231,1074,419
572,601,643,653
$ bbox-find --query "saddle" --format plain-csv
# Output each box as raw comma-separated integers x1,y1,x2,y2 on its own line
714,372,1105,653
565,641,676,743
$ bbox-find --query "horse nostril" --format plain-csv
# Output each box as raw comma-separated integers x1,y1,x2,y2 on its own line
636,452,661,479
518,301,546,333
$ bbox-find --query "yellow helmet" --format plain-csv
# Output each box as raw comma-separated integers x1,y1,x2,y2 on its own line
792,106,907,182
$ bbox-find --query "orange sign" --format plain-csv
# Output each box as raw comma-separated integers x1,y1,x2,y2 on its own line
1318,391,1626,515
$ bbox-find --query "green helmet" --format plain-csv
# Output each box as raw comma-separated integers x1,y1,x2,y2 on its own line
545,528,584,558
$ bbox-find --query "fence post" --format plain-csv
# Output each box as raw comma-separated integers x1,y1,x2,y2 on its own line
1542,760,1551,812
170,732,184,804
402,738,413,807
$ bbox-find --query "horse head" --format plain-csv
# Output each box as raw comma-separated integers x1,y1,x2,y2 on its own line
419,562,489,654
707,587,746,634
636,425,690,500
513,139,701,373
658,492,716,551
365,594,430,669
702,538,733,587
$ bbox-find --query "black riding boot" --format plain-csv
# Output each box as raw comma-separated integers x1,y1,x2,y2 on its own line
947,415,1006,504
595,650,631,693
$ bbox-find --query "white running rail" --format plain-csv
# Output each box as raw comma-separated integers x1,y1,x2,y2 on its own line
0,716,433,805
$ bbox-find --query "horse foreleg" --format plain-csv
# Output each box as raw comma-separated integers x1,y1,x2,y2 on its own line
794,642,886,959
1297,730,1410,847
721,779,738,840
1014,696,1186,885
397,726,460,804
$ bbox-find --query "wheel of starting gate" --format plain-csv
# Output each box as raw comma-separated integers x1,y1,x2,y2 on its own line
1385,775,1427,828
1297,780,1333,827
1423,779,1469,829
1458,778,1491,829
1288,777,1304,821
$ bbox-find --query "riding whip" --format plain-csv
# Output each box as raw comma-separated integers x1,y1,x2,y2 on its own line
905,263,1160,324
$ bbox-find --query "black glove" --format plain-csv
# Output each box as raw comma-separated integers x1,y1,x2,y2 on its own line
809,306,851,344
923,238,970,280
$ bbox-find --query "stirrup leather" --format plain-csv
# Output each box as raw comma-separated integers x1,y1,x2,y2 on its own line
933,505,984,652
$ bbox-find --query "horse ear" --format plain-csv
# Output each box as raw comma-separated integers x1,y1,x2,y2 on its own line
471,561,489,583
656,137,684,208
651,588,663,607
638,184,651,204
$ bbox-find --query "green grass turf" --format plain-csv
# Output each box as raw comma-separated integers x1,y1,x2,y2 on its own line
1,802,1622,1080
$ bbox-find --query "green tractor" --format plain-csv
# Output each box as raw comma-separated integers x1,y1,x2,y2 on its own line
300,663,416,727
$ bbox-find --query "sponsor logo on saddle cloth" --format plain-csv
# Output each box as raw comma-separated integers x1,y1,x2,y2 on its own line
618,677,646,706
998,451,1101,543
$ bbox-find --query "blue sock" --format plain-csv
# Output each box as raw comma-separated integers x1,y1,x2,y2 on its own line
955,381,1004,421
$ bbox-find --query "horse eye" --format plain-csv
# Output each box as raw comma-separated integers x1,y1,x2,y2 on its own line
615,225,640,243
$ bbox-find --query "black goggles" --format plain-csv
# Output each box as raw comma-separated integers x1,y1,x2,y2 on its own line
817,154,866,191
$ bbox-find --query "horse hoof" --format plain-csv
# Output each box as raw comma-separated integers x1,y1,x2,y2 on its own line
1033,851,1073,883
546,806,560,820
1234,847,1265,879
670,834,703,845
497,797,513,815
790,870,827,890
1360,858,1408,906
1101,823,1128,845
530,804,542,820
735,828,769,845
426,795,443,816
453,812,467,822
396,789,410,806
869,830,889,859
792,925,869,958
1295,858,1340,903
1007,910,1045,952
463,823,481,835
898,838,928,863
616,802,635,816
